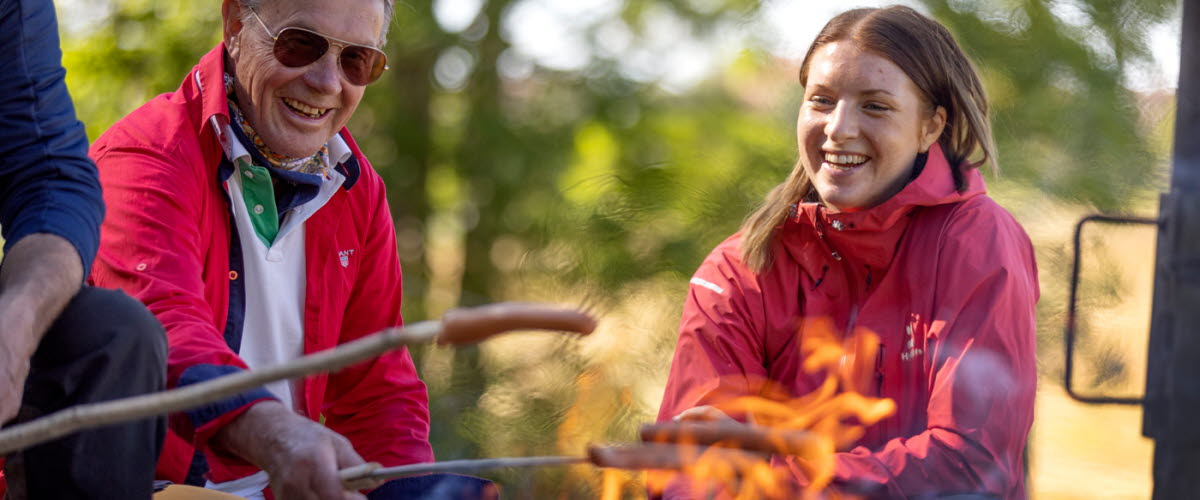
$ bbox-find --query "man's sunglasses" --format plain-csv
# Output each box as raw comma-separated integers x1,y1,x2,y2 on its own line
247,8,388,86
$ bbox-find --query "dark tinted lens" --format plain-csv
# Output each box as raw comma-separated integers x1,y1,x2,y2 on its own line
273,28,328,68
340,46,386,85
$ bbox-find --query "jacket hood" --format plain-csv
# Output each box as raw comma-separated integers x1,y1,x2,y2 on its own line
781,142,987,273
794,142,985,230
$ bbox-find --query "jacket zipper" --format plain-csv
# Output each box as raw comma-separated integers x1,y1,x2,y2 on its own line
875,344,885,397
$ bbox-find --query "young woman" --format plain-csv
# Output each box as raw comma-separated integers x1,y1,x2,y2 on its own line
658,6,1037,499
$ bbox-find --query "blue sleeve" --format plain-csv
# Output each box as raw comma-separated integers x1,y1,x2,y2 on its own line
177,364,278,430
0,0,104,276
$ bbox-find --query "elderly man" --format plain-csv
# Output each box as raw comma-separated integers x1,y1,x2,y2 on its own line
88,0,455,498
0,0,167,498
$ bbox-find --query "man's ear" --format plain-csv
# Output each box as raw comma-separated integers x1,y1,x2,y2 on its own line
221,0,244,46
919,105,947,153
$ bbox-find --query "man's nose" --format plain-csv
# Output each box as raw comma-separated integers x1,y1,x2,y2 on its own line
303,50,343,94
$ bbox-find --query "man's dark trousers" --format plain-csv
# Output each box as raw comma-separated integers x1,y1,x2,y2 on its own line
4,288,167,499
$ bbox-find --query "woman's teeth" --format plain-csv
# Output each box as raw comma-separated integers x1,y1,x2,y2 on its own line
822,153,868,172
283,97,329,119
823,153,868,166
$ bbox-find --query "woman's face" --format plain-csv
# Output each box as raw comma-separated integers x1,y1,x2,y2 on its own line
797,42,945,212
225,0,384,158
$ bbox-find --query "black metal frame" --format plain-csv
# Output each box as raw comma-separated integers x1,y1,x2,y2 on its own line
1063,214,1157,405
1144,0,1200,497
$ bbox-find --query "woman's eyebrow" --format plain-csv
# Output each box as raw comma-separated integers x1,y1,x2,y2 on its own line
861,89,896,97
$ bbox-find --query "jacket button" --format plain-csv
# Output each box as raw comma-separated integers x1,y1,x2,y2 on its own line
244,169,254,179
253,204,265,214
831,220,844,231
832,251,842,261
229,270,238,280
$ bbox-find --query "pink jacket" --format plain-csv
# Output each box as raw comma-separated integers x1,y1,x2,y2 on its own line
658,144,1038,499
88,44,433,483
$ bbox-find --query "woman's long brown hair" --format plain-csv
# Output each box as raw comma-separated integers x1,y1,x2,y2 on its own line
739,5,997,272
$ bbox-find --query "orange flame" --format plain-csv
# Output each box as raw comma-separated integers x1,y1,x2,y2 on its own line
634,318,897,499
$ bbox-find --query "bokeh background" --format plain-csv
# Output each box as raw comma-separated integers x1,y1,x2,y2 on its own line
54,0,1183,497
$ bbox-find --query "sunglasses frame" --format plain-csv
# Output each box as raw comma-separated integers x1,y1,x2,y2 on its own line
246,7,389,86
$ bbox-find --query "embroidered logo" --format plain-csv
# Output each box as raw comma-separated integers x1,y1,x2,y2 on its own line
901,322,924,362
338,249,356,268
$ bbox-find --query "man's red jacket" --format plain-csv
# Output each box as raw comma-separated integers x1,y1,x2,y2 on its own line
658,144,1038,499
88,44,433,483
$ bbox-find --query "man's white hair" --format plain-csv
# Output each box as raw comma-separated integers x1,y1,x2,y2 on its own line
239,0,394,47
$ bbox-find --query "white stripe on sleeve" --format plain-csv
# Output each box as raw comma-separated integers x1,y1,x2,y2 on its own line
690,277,725,295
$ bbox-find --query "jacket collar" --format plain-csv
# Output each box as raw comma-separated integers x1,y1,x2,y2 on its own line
796,142,985,231
782,143,986,272
189,43,362,190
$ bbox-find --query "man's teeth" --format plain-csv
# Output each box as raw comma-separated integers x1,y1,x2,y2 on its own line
823,153,868,165
283,98,328,118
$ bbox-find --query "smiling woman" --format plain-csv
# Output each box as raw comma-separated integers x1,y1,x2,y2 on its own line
656,5,1038,500
797,42,946,213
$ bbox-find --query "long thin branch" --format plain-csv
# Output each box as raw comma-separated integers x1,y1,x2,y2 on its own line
0,303,595,455
587,443,768,471
339,456,588,489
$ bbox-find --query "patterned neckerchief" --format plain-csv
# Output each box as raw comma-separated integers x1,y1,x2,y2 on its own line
224,73,330,177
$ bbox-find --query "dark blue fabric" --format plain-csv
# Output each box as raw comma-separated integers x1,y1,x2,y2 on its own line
217,156,247,353
0,0,104,276
336,152,360,190
269,167,323,217
176,364,276,430
367,474,497,500
224,209,247,353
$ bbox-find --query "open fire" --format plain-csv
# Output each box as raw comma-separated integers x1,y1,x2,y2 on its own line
588,320,896,499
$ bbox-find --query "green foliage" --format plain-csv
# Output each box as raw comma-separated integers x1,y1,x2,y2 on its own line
922,0,1176,208
61,2,221,138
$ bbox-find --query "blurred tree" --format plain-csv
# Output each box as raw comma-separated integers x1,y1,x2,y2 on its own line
921,0,1176,207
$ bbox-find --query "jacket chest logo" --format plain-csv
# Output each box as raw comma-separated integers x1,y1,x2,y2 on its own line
901,322,925,362
339,249,356,268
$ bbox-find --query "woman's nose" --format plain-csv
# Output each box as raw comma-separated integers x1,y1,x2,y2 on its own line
824,102,859,142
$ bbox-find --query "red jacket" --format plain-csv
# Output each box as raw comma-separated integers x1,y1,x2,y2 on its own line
658,144,1038,499
88,44,433,483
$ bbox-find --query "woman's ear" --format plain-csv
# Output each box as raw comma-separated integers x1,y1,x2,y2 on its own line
919,105,947,153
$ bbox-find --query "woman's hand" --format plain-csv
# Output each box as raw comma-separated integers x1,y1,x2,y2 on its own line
673,405,738,424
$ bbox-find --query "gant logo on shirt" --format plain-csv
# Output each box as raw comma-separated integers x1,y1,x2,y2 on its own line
901,323,924,362
339,249,356,268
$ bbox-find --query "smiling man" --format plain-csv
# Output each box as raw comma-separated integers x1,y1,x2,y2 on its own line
88,1,440,498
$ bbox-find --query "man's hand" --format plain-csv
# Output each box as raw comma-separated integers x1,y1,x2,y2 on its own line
0,234,85,424
212,401,370,500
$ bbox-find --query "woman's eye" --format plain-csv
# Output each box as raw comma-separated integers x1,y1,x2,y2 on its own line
809,96,834,106
865,103,890,111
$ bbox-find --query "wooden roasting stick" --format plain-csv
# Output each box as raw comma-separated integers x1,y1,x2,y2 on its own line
338,456,590,491
640,420,823,457
338,441,775,492
338,423,814,490
587,443,769,470
0,303,596,456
